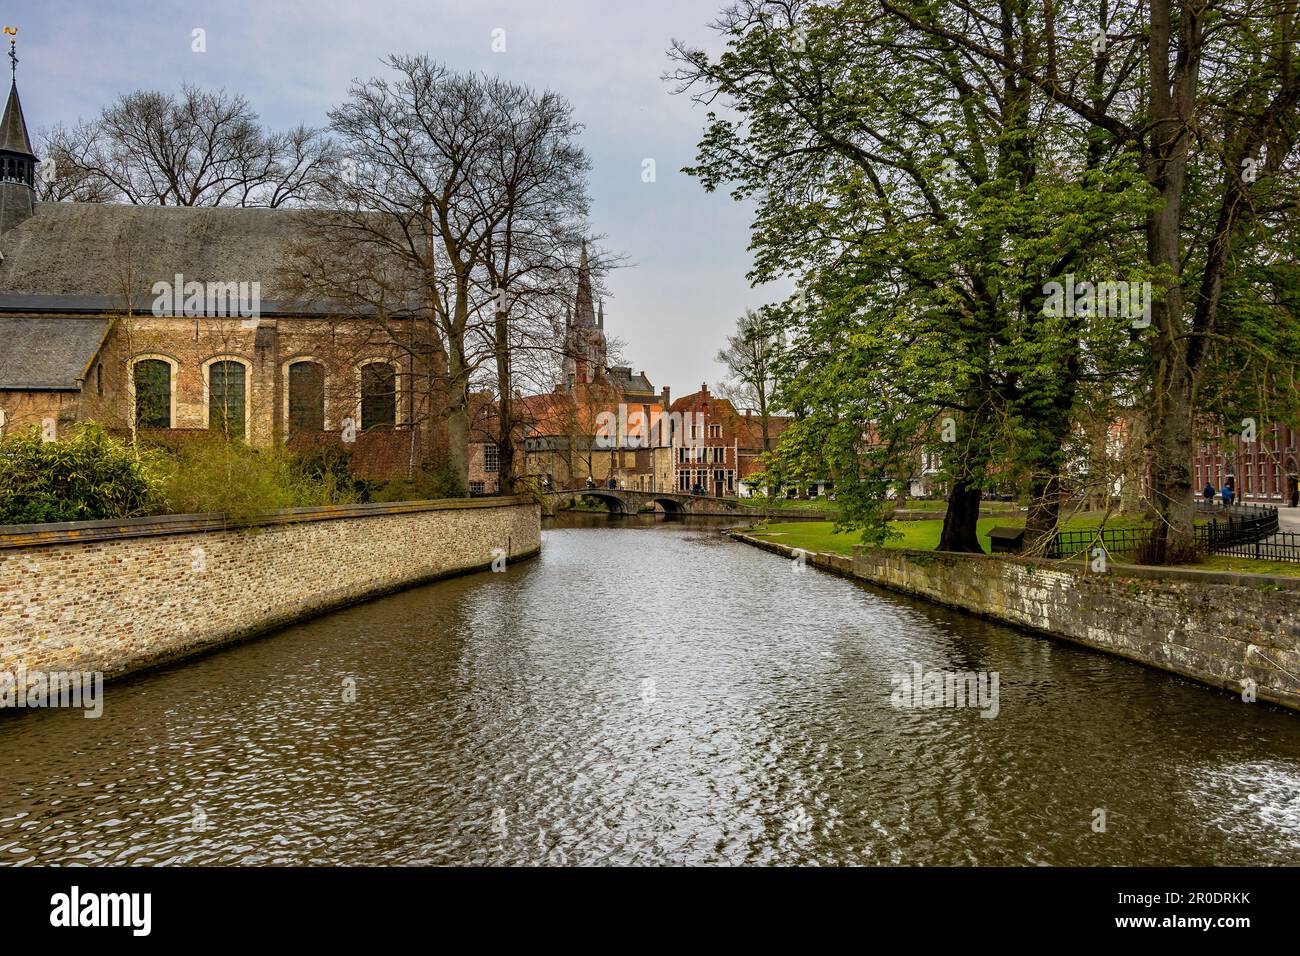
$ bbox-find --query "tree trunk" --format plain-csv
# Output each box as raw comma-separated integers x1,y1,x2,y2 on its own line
495,307,515,494
1149,358,1198,561
938,415,987,553
1143,0,1200,562
445,334,471,494
939,476,984,552
1024,474,1061,550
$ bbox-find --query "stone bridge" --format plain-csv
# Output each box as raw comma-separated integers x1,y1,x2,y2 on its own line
539,489,826,519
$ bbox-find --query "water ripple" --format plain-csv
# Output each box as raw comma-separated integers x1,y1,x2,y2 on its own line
1,518,1299,866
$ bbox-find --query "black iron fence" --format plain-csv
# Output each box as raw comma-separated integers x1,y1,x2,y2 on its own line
1046,527,1155,559
1045,501,1299,564
1205,530,1300,564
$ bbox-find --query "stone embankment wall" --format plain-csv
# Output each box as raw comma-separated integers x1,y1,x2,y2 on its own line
730,532,1300,712
0,497,541,681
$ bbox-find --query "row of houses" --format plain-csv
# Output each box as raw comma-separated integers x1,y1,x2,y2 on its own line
464,245,796,498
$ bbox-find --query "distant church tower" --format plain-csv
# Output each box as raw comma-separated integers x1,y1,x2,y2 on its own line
561,242,607,389
0,32,37,235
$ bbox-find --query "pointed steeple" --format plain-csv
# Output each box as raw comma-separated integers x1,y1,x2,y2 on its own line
574,240,596,328
1,29,32,159
0,31,36,234
0,81,34,158
597,299,605,330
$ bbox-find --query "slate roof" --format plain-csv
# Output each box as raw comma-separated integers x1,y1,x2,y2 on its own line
0,202,309,298
0,315,111,390
605,365,654,395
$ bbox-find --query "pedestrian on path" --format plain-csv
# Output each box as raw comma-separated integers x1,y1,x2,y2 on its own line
1221,482,1234,507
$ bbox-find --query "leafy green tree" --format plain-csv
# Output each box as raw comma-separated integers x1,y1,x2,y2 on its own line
885,0,1300,559
672,0,1151,550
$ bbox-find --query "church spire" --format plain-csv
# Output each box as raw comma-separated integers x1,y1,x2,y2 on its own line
1,29,32,157
0,81,33,158
573,240,596,328
0,27,36,234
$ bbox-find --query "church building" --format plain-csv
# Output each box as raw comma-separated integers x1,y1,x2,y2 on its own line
0,70,431,477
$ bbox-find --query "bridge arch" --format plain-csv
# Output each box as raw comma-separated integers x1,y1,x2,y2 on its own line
646,496,688,515
544,490,694,516
573,489,632,515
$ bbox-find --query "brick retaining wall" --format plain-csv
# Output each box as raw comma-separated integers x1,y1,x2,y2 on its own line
0,497,541,681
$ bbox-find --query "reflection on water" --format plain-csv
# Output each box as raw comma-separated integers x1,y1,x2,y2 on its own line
2,516,1299,865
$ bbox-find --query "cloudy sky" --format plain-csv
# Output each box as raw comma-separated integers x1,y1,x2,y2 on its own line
14,0,788,396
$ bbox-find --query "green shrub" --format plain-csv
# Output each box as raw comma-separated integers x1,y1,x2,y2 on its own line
289,445,375,501
161,440,358,523
370,461,464,503
0,423,164,525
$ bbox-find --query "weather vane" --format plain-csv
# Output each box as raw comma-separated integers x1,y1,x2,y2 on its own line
3,27,16,83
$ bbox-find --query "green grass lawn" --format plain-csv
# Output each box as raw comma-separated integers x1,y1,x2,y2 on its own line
1179,555,1300,578
743,495,838,511
893,499,949,511
895,498,1016,512
744,517,1299,579
746,513,1173,557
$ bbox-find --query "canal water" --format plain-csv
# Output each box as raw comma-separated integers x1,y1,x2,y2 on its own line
2,516,1299,866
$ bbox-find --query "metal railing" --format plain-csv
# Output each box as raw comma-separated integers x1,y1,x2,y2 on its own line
1206,530,1300,564
1046,527,1155,559
1046,501,1297,563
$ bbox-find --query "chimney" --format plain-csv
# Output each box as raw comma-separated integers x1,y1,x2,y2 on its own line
513,388,522,401
661,386,671,409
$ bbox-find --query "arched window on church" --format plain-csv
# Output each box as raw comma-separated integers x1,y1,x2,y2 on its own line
360,362,397,429
287,361,325,435
133,359,173,429
208,360,247,438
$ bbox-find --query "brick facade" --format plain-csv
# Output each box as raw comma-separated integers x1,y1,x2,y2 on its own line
0,309,432,480
1192,424,1300,503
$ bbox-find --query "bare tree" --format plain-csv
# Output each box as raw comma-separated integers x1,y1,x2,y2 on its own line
716,306,784,451
35,123,118,202
41,85,334,207
473,81,595,493
293,56,592,489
